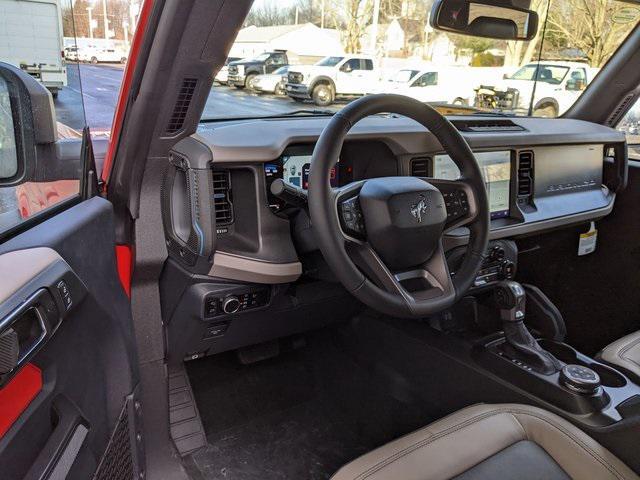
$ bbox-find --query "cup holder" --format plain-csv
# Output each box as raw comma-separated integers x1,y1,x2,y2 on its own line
539,340,627,388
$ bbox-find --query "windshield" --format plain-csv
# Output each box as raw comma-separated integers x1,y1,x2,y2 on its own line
274,66,288,75
316,56,345,67
253,53,271,62
202,0,640,120
390,70,420,83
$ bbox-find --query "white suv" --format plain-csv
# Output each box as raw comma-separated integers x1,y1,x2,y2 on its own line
285,55,378,106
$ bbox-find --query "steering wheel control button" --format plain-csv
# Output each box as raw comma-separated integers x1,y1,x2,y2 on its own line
560,364,601,394
340,197,366,237
443,189,469,222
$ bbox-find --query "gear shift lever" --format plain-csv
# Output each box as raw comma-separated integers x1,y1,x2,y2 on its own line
495,281,563,375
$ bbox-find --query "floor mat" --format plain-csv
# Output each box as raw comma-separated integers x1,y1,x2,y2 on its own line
185,330,433,480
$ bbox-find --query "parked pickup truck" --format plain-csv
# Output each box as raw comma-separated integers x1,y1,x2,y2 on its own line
474,61,599,117
285,55,378,106
227,50,290,88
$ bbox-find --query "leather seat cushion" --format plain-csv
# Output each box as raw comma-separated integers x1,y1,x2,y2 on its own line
599,331,640,380
331,403,639,480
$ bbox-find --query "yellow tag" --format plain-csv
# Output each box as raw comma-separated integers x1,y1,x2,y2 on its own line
578,222,597,256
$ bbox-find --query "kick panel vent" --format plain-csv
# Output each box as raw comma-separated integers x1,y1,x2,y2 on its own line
165,78,198,135
212,170,233,225
605,93,635,126
411,157,429,177
517,151,534,198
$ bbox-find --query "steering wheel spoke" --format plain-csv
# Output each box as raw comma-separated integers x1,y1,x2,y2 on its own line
347,242,406,296
347,240,455,310
424,177,478,231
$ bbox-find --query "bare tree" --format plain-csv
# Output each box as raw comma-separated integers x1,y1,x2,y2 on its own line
329,0,373,53
503,0,549,67
245,1,295,27
62,0,132,41
546,0,635,66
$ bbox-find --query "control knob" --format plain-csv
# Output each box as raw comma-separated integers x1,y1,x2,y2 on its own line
560,364,601,394
222,296,241,314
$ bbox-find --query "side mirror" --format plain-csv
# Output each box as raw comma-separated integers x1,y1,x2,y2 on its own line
430,0,539,41
340,63,353,73
503,73,510,79
0,62,58,187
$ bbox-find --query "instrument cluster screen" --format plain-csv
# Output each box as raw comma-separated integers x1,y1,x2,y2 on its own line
276,154,338,189
434,151,511,219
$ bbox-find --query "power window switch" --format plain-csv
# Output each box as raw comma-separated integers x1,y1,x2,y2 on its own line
57,280,72,310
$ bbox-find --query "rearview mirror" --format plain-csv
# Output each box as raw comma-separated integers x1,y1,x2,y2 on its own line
430,0,539,41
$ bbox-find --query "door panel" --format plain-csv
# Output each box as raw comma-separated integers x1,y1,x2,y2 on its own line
0,197,139,480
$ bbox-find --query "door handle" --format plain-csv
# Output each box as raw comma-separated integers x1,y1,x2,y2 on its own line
0,289,58,388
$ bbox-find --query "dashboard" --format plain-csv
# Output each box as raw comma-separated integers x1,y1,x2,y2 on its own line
264,147,513,219
165,115,627,285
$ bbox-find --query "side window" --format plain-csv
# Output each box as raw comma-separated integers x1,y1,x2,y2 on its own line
341,59,360,72
273,54,286,66
618,100,640,159
361,59,374,71
413,72,438,87
0,77,18,180
567,69,587,91
0,0,88,236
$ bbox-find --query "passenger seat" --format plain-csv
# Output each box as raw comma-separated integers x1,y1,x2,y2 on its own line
598,331,640,380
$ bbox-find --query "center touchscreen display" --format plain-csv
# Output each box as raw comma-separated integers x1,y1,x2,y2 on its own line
433,151,511,219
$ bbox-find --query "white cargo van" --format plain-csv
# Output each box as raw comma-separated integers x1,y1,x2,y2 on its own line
0,0,67,97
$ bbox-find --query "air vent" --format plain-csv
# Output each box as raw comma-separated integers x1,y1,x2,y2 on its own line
212,170,233,226
165,78,198,135
451,119,525,132
605,93,635,126
517,151,534,198
411,157,429,177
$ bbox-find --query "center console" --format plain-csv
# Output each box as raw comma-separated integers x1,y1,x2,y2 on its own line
473,280,640,427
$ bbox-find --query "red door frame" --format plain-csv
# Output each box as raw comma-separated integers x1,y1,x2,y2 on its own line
102,0,154,296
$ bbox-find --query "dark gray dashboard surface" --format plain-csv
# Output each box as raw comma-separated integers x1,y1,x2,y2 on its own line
183,115,625,264
195,116,625,163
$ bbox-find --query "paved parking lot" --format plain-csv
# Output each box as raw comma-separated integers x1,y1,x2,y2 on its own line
55,64,338,133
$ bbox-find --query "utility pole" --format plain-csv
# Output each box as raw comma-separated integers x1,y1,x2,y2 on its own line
321,0,325,29
102,0,109,39
87,7,94,39
295,6,299,25
370,0,381,54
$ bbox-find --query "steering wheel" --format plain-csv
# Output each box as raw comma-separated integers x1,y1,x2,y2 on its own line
308,94,490,318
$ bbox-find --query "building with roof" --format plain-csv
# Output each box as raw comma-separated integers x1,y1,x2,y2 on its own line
229,23,343,62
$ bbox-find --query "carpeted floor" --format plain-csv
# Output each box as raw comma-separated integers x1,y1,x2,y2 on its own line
184,330,434,480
